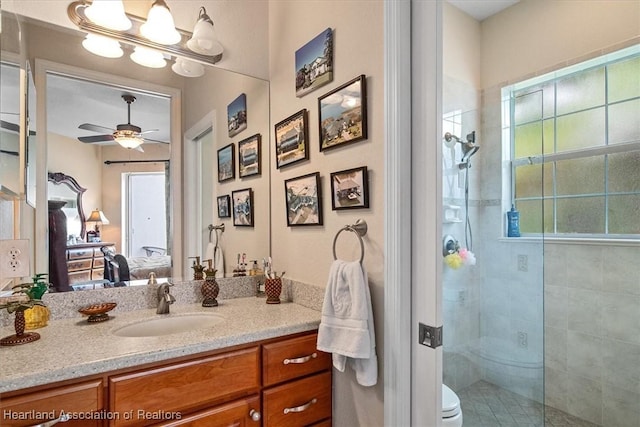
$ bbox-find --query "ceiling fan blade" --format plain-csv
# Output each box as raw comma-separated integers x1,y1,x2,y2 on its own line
134,145,144,153
0,149,19,157
78,134,115,143
1,120,20,133
144,137,170,144
79,123,115,133
140,129,159,134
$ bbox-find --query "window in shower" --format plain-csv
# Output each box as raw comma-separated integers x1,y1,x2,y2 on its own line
503,44,640,237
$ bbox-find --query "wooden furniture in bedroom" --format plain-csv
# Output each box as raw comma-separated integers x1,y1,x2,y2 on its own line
66,242,116,285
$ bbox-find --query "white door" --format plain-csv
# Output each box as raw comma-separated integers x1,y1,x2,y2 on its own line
126,172,167,257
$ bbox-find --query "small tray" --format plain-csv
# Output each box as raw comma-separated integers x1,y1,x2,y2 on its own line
78,302,117,323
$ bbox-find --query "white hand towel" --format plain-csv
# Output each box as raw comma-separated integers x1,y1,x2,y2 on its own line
214,246,224,278
204,242,215,262
317,260,378,386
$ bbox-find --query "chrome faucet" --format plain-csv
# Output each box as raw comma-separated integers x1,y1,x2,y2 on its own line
157,283,175,314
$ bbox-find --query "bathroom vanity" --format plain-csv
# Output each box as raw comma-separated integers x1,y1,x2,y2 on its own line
0,294,331,427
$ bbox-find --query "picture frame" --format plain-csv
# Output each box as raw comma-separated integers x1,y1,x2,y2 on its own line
217,143,235,182
217,195,231,218
232,188,254,227
238,134,261,178
330,166,369,210
284,172,323,226
227,93,247,137
318,74,368,152
295,28,334,98
275,109,309,169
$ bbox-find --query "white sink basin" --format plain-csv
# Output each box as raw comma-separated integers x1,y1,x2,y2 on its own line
112,313,225,337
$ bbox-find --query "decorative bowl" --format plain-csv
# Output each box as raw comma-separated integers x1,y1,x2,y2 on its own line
78,302,117,323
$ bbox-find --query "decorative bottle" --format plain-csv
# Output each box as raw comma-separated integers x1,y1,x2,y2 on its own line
201,259,219,307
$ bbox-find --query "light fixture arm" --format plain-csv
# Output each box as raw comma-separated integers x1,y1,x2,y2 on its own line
67,1,222,66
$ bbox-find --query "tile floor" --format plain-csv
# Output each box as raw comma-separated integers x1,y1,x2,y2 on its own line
457,381,600,427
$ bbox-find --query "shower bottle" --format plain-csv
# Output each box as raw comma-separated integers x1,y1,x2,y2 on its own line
507,204,520,237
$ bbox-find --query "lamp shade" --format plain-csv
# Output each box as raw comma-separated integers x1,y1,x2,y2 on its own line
82,34,124,58
140,0,181,45
84,0,132,31
186,8,223,56
130,46,166,68
171,58,205,78
87,209,110,225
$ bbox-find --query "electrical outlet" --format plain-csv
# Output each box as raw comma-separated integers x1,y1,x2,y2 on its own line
517,254,528,272
0,239,30,279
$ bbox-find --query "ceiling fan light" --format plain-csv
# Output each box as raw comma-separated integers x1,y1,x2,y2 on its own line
130,46,166,68
84,0,132,31
171,58,205,78
140,0,181,45
186,8,223,56
115,134,144,149
82,34,124,58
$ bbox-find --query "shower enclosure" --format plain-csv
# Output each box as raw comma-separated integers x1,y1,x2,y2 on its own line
442,2,639,427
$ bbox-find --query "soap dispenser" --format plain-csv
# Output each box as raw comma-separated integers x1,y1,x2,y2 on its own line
189,256,205,280
201,259,219,307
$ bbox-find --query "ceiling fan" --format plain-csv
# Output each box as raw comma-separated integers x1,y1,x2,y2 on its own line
77,94,167,151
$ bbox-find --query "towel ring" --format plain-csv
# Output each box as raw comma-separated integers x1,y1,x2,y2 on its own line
208,223,225,245
332,219,368,264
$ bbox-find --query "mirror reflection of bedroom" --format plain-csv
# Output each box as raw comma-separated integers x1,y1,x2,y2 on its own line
46,72,173,292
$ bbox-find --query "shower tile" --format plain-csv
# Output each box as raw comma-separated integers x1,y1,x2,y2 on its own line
567,375,603,426
602,383,640,427
543,244,568,287
544,285,568,329
544,326,567,371
601,339,640,393
603,246,640,296
600,293,640,344
544,366,568,412
566,246,604,291
567,288,603,336
567,331,603,381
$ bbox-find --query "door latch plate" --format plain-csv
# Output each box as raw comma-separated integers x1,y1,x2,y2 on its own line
419,323,442,349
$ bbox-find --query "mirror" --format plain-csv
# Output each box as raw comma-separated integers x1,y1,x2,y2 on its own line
0,34,22,197
47,171,87,242
0,11,271,289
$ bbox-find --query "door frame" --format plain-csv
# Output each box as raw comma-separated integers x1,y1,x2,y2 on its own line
384,1,443,425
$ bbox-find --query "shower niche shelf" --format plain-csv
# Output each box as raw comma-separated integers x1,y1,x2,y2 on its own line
443,205,462,223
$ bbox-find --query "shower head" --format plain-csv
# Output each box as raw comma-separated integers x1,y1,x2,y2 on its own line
444,131,479,162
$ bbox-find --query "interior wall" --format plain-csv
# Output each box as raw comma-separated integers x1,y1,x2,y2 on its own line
268,1,384,425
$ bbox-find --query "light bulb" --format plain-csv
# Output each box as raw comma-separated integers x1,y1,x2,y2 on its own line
130,46,166,68
82,34,123,58
84,0,132,31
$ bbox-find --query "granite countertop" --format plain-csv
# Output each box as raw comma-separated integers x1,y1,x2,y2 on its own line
0,297,322,394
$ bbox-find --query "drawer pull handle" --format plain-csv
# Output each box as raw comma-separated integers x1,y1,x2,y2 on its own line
31,413,70,427
283,352,317,365
249,409,261,422
283,398,317,415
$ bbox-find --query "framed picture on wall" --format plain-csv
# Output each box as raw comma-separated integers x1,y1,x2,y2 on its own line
284,172,323,226
217,195,231,218
295,28,334,98
318,74,368,151
217,144,235,182
227,93,247,137
238,134,261,178
330,166,369,210
232,188,254,227
275,109,309,169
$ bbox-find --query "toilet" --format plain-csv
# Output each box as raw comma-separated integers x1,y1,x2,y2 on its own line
442,384,463,426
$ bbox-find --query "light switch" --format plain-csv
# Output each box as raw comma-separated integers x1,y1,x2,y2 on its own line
0,239,30,279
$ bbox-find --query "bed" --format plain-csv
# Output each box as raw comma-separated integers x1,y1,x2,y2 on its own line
126,255,172,280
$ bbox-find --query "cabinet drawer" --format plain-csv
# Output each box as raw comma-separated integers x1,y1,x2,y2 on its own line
263,371,331,427
92,268,105,280
0,379,103,427
157,395,260,427
93,257,105,268
263,333,331,387
69,270,92,284
68,248,94,260
68,258,93,272
109,347,260,426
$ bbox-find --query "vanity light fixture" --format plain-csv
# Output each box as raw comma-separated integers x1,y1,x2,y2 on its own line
140,0,181,45
68,1,223,77
82,34,124,58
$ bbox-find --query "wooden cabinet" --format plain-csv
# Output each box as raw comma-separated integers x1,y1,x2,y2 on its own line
67,242,115,284
0,379,103,427
0,331,331,427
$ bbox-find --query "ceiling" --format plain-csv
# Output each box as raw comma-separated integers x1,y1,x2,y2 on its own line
1,0,519,147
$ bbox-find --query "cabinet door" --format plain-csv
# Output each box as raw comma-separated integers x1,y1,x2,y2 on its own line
0,379,103,427
263,333,331,387
155,395,261,427
263,371,331,427
109,347,260,427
